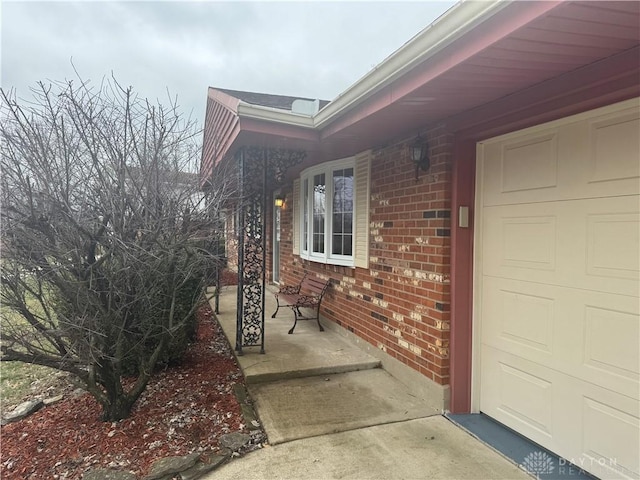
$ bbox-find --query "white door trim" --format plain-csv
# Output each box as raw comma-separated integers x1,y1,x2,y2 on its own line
470,140,486,414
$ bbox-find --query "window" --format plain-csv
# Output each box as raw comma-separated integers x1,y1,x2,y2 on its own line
299,157,358,266
332,168,354,256
293,151,370,268
312,173,325,254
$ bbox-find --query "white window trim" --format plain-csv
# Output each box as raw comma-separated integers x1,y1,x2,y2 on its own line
300,157,355,267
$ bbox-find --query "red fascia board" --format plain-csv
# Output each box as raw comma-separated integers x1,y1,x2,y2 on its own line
320,1,562,140
451,46,640,140
238,117,320,144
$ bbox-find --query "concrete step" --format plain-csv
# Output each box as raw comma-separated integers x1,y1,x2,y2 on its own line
248,369,440,445
244,358,382,385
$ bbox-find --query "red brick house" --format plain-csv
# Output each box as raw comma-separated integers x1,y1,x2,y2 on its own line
200,2,639,478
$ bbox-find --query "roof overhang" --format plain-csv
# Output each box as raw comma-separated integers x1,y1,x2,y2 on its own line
201,0,640,182
312,0,511,130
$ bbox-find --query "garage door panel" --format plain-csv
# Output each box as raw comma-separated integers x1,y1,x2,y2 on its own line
482,196,639,296
482,348,640,479
483,277,639,399
582,395,640,480
584,305,640,382
498,288,554,353
476,98,640,480
554,375,639,480
501,132,559,193
482,129,560,206
500,214,557,271
482,205,558,282
480,102,640,207
589,111,640,184
587,212,640,281
481,347,555,439
481,278,556,357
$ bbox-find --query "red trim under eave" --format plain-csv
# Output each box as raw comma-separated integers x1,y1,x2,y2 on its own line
320,0,563,139
449,139,476,414
449,46,640,140
239,118,319,144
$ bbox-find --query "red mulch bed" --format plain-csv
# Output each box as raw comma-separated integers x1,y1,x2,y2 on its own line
0,303,255,479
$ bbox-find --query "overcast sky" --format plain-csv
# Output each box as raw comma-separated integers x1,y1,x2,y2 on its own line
2,1,457,128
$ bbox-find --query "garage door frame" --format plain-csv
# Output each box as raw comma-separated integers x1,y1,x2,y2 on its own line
469,98,639,478
470,96,640,412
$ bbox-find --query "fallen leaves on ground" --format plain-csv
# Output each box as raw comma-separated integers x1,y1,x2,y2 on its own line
1,303,253,479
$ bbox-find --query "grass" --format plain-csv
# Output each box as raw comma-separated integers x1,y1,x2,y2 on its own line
0,361,61,412
1,300,69,414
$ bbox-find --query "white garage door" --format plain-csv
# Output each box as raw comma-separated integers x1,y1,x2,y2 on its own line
475,98,640,479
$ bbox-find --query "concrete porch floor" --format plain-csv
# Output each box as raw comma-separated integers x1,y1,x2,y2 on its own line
208,285,441,444
210,285,381,384
203,285,530,480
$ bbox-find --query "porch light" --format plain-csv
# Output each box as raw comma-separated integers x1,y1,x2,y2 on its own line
411,136,430,181
274,195,285,208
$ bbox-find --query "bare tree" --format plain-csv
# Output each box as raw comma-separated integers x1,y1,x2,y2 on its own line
0,77,222,421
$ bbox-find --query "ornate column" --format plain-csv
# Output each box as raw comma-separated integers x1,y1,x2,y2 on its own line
235,147,305,354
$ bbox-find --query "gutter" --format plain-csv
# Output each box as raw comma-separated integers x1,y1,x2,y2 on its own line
234,0,509,132
237,102,316,128
313,0,509,128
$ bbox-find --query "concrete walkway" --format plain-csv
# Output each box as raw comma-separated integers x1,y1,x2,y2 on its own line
204,285,529,480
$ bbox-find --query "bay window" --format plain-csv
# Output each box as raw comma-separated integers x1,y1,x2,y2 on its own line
293,151,370,269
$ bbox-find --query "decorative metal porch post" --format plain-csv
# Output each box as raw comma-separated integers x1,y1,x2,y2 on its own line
235,146,305,354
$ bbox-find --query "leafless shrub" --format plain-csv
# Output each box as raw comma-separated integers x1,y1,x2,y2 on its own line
0,77,226,421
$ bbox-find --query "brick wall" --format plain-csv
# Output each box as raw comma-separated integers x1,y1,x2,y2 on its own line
276,126,454,385
276,183,299,285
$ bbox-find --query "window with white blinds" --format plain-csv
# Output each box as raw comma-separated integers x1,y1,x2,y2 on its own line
292,152,370,268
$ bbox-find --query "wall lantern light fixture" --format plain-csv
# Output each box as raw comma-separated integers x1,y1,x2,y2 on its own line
274,194,285,208
411,136,430,181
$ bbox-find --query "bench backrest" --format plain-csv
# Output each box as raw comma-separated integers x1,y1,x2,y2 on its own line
300,275,330,298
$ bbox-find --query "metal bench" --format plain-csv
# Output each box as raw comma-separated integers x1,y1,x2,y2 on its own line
271,274,331,334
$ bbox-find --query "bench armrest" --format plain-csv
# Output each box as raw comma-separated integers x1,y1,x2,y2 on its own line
278,284,301,295
276,273,307,295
